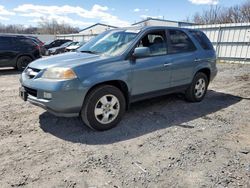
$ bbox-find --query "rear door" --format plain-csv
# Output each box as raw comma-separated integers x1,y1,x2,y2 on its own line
0,37,16,67
166,29,197,87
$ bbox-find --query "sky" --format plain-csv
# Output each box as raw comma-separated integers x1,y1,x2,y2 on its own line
0,0,247,29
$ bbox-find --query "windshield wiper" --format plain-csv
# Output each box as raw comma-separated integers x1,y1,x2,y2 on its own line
80,50,99,54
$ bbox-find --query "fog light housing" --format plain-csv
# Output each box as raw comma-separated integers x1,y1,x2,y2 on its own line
43,92,52,99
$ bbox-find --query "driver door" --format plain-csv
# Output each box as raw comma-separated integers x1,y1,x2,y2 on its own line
130,30,172,97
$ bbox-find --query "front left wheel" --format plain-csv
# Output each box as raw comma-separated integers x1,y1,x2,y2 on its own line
81,85,126,131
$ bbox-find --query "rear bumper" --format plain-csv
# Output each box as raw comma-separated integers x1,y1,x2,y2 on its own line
210,67,218,82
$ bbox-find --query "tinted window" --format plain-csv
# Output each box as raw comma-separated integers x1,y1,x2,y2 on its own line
0,37,15,50
138,31,167,56
190,30,214,50
18,38,36,47
168,30,196,54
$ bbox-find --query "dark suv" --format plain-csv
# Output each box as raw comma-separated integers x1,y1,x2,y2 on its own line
0,35,41,70
44,39,72,50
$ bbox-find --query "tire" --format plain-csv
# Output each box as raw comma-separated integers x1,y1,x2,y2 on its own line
81,85,126,131
185,72,208,102
16,56,32,71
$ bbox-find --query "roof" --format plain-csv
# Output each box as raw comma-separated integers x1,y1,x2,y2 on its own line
132,17,196,26
79,23,118,32
0,34,29,38
110,26,197,33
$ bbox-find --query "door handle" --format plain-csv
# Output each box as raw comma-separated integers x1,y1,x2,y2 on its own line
194,58,202,62
163,63,172,67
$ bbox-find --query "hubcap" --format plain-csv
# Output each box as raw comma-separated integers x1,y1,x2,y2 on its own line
21,58,30,69
194,78,206,98
94,94,120,124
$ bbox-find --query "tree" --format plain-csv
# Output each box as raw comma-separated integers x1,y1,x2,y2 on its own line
37,18,79,34
0,18,79,34
191,0,250,24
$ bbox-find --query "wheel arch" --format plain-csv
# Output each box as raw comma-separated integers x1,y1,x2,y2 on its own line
16,54,34,67
197,68,211,83
85,80,130,110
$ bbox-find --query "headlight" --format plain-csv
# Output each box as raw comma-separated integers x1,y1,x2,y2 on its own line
41,67,77,80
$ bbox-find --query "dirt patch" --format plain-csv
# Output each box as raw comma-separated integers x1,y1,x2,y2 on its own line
0,63,250,188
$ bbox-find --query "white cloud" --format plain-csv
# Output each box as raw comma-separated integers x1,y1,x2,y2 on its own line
0,5,15,16
0,16,9,21
0,5,15,20
140,15,163,19
13,4,130,27
188,0,219,5
133,8,149,12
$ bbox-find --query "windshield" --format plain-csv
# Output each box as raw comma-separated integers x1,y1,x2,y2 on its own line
61,42,72,47
78,30,139,56
68,42,78,46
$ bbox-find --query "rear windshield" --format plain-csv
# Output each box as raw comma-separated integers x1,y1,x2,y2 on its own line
189,30,214,50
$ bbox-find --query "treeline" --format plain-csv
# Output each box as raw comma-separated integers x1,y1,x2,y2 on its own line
0,18,79,34
190,0,250,24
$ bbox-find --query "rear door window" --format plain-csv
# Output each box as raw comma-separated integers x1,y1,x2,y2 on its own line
18,38,36,47
0,37,15,50
189,30,214,50
168,30,196,54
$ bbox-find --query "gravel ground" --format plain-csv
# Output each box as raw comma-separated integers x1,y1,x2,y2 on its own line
0,63,249,188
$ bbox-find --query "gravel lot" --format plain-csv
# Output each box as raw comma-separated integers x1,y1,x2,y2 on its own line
0,63,249,188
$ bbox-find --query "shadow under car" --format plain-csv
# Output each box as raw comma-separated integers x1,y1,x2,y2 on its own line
39,90,242,145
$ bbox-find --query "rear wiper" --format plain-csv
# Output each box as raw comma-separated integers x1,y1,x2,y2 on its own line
80,50,99,54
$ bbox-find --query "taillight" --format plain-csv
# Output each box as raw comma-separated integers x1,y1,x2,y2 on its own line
35,45,40,50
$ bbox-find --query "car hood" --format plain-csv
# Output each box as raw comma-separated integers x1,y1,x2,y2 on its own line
66,46,79,49
29,52,109,70
48,46,62,51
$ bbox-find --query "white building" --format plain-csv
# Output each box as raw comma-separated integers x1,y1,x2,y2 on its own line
57,23,117,41
79,23,117,35
56,19,195,41
132,18,195,27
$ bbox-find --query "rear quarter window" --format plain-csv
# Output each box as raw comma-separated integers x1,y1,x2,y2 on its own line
189,30,214,50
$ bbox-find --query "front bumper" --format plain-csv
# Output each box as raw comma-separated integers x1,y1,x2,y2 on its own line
20,72,88,117
27,95,78,117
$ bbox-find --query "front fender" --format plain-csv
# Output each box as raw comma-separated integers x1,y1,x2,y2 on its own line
76,60,132,93
81,71,130,90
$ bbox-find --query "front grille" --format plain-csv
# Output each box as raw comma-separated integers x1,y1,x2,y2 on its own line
25,67,41,79
24,86,37,97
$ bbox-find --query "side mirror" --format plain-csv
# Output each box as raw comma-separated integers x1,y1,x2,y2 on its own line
133,47,150,58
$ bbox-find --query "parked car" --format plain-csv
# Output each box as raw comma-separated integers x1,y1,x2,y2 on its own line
47,41,74,55
19,26,217,131
43,39,72,50
65,41,86,52
26,36,46,55
0,35,41,71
